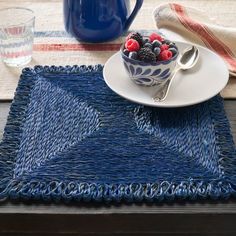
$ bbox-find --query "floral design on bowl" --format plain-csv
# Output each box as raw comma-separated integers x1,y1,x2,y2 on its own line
121,45,179,86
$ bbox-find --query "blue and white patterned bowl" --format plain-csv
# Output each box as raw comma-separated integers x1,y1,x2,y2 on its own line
121,45,179,86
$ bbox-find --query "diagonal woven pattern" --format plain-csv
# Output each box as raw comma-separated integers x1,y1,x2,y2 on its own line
0,65,236,202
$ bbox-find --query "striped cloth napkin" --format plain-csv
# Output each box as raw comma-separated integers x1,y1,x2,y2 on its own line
153,3,236,76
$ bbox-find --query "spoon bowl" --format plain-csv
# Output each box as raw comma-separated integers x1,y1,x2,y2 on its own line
179,46,200,70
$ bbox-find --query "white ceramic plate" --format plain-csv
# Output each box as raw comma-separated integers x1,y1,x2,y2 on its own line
103,41,229,107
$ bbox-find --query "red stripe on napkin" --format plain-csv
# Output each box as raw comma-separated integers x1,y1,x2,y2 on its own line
171,3,236,72
33,43,122,51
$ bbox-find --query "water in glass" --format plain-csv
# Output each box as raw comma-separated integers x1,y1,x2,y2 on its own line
0,8,35,67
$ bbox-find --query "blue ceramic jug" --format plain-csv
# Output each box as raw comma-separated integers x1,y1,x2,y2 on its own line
63,0,143,42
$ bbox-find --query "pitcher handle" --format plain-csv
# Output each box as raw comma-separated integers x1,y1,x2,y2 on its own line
124,0,143,32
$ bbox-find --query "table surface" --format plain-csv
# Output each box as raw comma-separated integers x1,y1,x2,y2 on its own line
0,100,236,235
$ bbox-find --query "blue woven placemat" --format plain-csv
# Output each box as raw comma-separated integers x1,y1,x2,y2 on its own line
0,65,236,202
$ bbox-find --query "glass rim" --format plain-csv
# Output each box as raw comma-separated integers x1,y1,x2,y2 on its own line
0,7,35,28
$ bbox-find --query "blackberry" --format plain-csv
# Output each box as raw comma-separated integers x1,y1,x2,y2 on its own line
138,48,156,63
143,38,151,44
127,32,143,47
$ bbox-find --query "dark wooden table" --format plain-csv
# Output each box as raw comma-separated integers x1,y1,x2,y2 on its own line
0,101,236,236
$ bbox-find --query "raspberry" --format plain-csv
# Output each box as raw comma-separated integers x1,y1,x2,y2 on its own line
158,50,173,61
160,44,169,51
126,32,143,47
149,33,163,42
138,48,156,63
125,39,140,52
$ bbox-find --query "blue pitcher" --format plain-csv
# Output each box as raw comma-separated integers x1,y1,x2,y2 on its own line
63,0,143,42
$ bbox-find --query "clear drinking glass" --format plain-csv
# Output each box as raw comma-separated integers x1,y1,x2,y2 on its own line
0,8,35,67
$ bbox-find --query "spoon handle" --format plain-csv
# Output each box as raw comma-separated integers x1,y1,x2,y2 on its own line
153,67,180,102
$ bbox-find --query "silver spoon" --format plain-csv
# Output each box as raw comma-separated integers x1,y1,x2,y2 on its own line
153,46,200,102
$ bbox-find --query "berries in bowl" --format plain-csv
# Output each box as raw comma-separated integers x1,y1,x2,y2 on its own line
121,32,179,86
